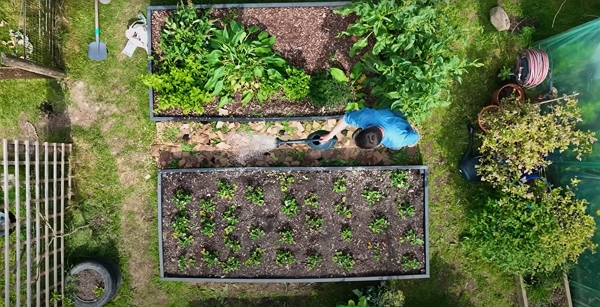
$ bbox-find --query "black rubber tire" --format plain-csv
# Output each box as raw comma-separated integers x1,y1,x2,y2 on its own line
67,259,122,307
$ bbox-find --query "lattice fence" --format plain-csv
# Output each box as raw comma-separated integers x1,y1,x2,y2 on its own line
1,140,72,307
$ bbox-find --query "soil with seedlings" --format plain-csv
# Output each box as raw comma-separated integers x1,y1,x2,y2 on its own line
161,169,426,279
150,7,365,118
75,269,104,300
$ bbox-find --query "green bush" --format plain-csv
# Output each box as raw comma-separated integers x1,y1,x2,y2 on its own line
335,0,481,124
478,96,596,190
464,183,596,275
283,66,311,101
308,70,354,108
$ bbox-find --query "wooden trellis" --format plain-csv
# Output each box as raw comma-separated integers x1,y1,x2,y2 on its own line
1,140,72,307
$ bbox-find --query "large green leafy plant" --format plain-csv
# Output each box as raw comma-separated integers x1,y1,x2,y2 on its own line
143,4,309,114
335,0,480,123
477,96,596,189
465,183,596,275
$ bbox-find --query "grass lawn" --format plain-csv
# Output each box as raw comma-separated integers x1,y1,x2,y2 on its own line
2,0,600,306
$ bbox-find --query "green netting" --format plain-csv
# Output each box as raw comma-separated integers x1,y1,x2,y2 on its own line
534,18,600,307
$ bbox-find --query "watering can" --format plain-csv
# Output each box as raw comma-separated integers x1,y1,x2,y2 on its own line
275,130,337,150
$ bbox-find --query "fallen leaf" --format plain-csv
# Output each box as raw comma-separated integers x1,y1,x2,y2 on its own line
216,121,225,129
215,142,231,150
218,108,230,116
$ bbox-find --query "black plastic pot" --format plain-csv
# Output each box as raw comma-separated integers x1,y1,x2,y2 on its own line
146,2,350,122
158,166,430,283
66,259,122,307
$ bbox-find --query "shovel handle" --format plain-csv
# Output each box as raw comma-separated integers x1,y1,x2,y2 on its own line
94,0,100,42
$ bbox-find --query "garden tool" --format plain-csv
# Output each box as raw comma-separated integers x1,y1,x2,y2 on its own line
458,125,482,182
88,0,108,61
275,130,337,150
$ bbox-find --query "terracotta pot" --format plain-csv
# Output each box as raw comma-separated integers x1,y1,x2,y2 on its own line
478,105,500,132
491,84,525,105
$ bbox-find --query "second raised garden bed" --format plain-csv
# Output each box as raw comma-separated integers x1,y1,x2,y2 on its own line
147,2,357,122
158,166,429,282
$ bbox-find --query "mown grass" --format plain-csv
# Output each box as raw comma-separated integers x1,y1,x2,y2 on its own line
2,0,600,306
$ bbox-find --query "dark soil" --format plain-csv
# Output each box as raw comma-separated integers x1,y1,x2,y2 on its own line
150,7,365,118
499,87,518,101
75,269,104,301
161,169,426,279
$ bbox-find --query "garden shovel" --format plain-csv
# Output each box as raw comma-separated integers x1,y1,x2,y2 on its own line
88,0,107,61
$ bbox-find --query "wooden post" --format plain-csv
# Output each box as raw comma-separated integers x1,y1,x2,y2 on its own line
514,274,529,307
1,53,65,79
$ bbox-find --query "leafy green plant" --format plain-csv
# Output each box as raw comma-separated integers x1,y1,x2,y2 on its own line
162,126,180,142
362,189,382,206
279,176,295,192
363,282,405,307
478,96,595,190
336,290,369,307
283,66,311,101
282,195,300,217
369,216,390,234
93,286,105,297
222,256,241,273
401,256,420,270
498,66,513,81
465,182,596,275
222,205,238,235
200,217,216,237
202,249,220,267
368,242,383,261
341,226,353,242
390,171,409,189
245,186,265,206
306,253,324,270
308,70,355,108
199,198,216,216
332,251,355,271
181,142,197,153
400,229,423,245
334,202,353,219
245,247,265,266
178,255,195,272
275,250,296,266
224,235,241,253
172,189,192,209
248,225,265,240
334,177,347,193
170,212,191,238
278,228,295,244
334,0,481,124
305,214,323,232
396,202,415,219
217,179,237,199
304,192,319,208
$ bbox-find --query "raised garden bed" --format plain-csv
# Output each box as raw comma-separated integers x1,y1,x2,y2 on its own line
147,2,355,122
158,166,429,282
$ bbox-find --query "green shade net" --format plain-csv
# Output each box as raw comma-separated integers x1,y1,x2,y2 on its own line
534,18,600,307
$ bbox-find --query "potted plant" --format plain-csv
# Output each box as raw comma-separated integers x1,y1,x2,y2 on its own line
491,83,525,105
476,95,596,189
66,259,122,307
477,104,500,132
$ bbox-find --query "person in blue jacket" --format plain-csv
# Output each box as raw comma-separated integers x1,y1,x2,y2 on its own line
320,108,419,150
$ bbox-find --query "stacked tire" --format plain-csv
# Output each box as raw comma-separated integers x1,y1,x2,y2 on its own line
67,259,122,307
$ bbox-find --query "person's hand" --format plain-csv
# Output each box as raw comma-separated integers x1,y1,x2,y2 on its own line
320,133,333,142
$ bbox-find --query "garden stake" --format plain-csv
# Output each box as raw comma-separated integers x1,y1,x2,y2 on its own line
275,130,337,150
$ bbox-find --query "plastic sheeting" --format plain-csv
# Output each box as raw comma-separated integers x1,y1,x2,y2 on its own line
535,18,600,307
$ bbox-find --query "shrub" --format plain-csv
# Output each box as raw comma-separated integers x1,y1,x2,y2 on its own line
464,182,596,275
308,70,354,108
363,282,405,307
335,0,481,124
477,96,595,190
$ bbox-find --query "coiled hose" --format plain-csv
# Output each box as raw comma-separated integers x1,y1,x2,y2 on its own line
516,49,549,88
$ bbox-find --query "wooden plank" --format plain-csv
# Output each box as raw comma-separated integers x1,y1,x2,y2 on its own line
25,140,32,307
1,53,65,79
0,67,48,79
514,274,529,307
3,140,10,307
35,142,41,307
14,140,21,305
564,273,573,307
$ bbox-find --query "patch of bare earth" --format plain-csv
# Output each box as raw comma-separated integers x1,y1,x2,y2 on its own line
66,80,117,128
